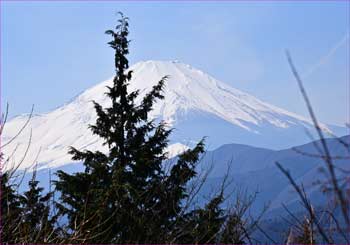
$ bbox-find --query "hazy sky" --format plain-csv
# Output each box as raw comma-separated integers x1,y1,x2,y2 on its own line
1,1,349,125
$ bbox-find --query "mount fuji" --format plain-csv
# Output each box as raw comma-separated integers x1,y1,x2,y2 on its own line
2,60,345,171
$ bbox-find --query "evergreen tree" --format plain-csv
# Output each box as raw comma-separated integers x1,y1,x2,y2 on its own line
172,192,246,244
55,13,205,243
18,171,57,243
175,193,226,243
1,170,57,243
1,172,22,244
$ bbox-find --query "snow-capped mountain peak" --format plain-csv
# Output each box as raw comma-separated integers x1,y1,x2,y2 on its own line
77,60,321,131
2,60,335,171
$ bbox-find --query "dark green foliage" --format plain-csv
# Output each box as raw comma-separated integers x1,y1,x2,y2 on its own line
54,13,207,243
18,171,57,242
1,172,22,243
1,171,57,243
52,13,250,243
174,193,226,243
172,193,246,244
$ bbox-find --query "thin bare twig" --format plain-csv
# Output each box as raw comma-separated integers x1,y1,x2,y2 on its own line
286,51,349,227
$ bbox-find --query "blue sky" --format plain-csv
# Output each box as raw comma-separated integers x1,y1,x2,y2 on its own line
1,1,349,125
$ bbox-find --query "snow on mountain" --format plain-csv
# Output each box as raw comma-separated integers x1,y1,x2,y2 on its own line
81,60,322,131
2,60,339,171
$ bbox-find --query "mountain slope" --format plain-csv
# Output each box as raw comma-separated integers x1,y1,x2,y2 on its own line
192,135,350,216
15,135,350,218
2,60,342,171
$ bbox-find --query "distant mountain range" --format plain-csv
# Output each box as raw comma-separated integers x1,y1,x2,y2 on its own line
2,60,347,171
15,134,350,222
197,135,349,214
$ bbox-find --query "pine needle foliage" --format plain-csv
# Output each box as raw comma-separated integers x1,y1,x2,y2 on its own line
55,13,207,243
